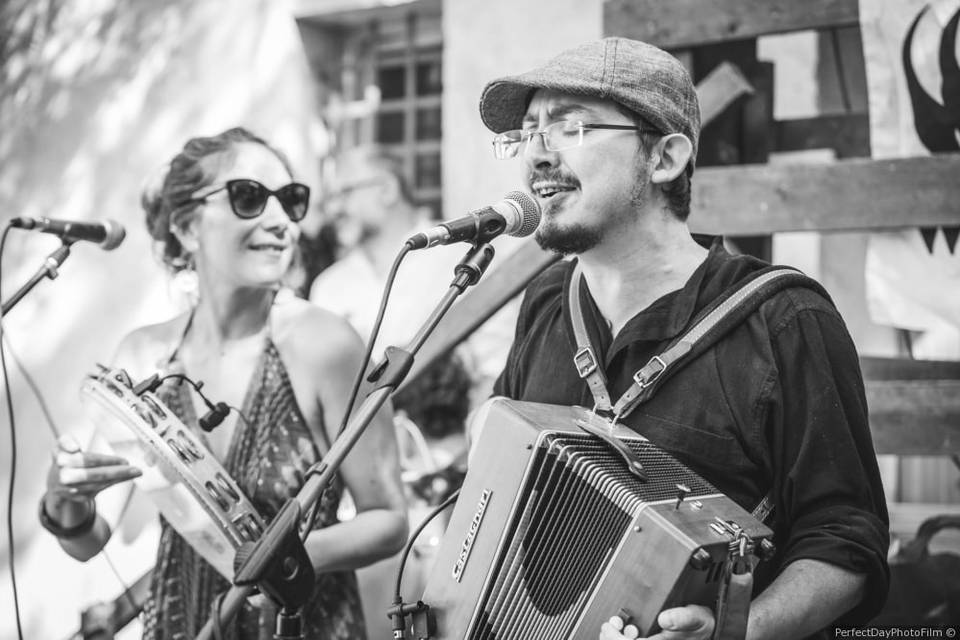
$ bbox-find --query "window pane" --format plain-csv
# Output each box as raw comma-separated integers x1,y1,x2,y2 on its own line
378,66,406,100
376,112,405,144
420,198,441,220
416,60,442,95
415,152,441,189
416,107,442,141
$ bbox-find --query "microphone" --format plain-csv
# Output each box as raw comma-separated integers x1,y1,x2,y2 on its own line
10,216,126,251
405,190,540,250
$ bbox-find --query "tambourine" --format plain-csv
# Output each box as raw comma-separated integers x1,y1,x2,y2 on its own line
80,365,265,579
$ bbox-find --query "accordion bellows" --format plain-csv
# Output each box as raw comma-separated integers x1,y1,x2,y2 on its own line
420,399,772,639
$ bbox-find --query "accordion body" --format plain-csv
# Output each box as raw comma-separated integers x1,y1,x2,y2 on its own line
420,399,772,639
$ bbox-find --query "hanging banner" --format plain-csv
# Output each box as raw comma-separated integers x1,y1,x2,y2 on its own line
860,0,960,358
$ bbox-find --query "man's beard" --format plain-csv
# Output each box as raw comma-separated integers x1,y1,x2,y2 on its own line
535,220,603,256
534,170,650,257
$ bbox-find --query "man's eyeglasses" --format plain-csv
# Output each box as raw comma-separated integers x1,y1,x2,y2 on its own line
192,179,311,222
492,121,651,159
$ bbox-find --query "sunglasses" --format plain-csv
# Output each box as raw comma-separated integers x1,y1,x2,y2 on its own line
193,179,311,222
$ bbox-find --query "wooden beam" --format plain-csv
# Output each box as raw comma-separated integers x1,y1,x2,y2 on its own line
397,240,560,391
603,0,859,49
867,380,960,455
773,113,870,159
860,357,960,381
690,153,960,235
697,61,754,126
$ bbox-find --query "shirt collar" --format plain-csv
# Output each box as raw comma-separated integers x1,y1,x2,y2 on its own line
565,236,729,350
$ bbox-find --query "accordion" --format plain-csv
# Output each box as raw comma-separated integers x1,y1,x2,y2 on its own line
420,399,772,639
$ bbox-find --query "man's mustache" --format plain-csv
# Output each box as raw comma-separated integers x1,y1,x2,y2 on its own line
527,169,580,190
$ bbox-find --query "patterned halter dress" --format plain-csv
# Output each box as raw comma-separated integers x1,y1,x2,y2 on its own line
139,334,367,640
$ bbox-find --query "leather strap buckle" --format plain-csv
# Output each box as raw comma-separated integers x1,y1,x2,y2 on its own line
574,347,598,378
633,355,667,389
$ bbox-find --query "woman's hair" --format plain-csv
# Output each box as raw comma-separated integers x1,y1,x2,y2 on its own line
141,126,294,272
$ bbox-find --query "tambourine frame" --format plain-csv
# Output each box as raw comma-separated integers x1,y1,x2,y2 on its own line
80,365,265,579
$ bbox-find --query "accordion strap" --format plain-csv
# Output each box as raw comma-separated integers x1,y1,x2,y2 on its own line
568,261,821,420
568,261,826,525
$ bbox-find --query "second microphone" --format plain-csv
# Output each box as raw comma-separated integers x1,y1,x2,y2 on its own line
405,191,541,250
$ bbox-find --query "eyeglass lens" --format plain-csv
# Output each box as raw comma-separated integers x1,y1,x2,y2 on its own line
495,121,583,158
227,179,310,221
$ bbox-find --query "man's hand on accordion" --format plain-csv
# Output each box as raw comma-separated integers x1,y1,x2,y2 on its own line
599,605,714,640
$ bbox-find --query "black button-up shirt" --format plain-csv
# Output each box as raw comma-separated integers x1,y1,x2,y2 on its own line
493,239,889,624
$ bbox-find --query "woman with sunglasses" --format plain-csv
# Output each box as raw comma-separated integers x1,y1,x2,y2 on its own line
39,127,408,639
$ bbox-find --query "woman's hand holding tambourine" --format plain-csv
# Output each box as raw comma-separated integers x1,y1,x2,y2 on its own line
41,434,142,534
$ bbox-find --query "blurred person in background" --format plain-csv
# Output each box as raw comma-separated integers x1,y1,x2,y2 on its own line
308,146,479,631
309,144,475,482
39,127,408,640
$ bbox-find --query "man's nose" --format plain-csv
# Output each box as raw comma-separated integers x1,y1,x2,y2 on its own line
524,132,558,170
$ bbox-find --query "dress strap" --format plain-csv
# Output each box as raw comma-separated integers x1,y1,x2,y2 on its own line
165,307,197,368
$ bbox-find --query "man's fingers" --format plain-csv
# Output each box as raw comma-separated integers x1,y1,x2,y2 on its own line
600,616,639,640
657,605,714,634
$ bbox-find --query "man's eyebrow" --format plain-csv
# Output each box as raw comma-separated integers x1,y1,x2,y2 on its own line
522,103,593,126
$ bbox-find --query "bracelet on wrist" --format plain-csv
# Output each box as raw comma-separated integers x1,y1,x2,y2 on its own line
39,495,97,539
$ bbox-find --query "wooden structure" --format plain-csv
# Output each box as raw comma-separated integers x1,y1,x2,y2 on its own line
420,0,960,461
604,0,960,461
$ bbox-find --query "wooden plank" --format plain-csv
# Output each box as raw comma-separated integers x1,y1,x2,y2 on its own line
397,240,560,391
690,153,960,235
697,61,754,126
773,114,870,159
603,0,859,49
741,61,774,164
860,357,960,381
867,380,960,455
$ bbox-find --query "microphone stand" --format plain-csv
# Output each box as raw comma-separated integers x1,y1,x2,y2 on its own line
195,241,496,640
1,241,72,315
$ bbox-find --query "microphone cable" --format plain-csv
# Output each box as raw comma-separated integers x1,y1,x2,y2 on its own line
300,244,410,536
0,245,141,637
335,243,411,438
389,488,460,635
0,223,25,640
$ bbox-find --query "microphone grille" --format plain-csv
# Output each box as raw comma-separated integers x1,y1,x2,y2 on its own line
101,220,126,251
503,191,541,238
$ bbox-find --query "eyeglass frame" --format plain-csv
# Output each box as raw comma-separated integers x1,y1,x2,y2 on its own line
190,178,311,222
492,120,662,160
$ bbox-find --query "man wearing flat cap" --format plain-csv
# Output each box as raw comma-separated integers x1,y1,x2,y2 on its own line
482,37,889,639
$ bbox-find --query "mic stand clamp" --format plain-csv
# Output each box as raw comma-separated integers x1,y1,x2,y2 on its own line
232,499,315,640
1,240,72,315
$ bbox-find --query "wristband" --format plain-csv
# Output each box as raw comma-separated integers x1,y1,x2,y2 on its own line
39,495,97,539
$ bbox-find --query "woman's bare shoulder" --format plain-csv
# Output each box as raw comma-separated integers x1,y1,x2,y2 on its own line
272,297,365,368
112,313,190,376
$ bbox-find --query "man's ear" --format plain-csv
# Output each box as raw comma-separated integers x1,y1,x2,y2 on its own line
650,133,693,185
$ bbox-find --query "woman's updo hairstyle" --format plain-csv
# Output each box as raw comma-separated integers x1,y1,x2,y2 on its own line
142,127,294,273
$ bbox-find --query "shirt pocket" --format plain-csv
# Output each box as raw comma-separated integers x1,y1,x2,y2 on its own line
630,409,744,471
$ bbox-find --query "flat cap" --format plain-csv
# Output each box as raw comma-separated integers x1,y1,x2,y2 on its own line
479,37,701,173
